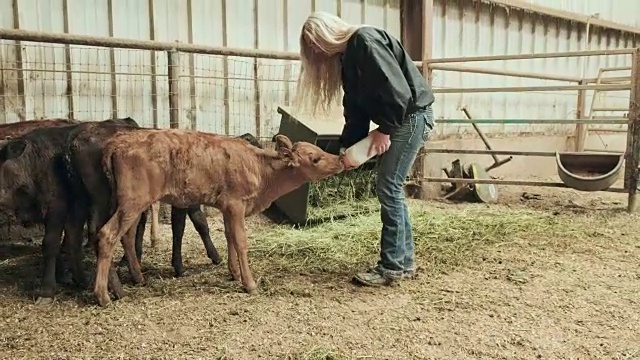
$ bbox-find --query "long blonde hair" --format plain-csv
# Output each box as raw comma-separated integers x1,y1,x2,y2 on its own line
295,12,362,114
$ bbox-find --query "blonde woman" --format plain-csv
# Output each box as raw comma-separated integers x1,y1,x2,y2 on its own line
297,12,436,287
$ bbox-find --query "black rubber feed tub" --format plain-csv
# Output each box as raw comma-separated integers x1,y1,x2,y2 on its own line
555,152,624,192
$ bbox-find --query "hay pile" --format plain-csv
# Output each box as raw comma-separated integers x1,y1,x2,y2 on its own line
307,166,378,221
249,202,582,274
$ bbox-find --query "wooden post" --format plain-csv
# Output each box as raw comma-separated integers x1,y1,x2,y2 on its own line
150,49,181,246
186,0,197,131
11,0,26,121
147,0,160,246
625,49,640,213
147,0,159,129
282,0,291,106
417,0,433,199
168,49,181,129
107,0,118,119
253,0,261,138
221,0,230,135
574,80,587,151
62,0,75,120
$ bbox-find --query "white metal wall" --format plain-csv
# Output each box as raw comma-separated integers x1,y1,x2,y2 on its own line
430,0,638,138
525,0,640,29
0,0,401,136
0,0,637,139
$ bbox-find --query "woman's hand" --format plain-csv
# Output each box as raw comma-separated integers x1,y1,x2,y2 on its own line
368,129,391,157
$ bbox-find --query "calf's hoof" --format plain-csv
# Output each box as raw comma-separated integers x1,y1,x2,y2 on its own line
108,282,125,300
209,253,222,266
94,292,111,307
244,283,259,295
173,268,187,278
131,274,145,286
35,296,54,305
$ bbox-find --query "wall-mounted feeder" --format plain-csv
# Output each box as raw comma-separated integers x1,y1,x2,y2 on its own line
555,151,624,192
272,106,379,226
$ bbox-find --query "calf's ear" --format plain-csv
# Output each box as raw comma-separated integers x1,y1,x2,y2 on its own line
0,139,26,162
274,134,293,150
273,134,298,167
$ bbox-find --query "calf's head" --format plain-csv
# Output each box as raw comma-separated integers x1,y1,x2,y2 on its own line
274,134,344,181
0,139,33,210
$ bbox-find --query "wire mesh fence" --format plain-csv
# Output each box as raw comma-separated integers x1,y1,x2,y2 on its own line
0,40,302,142
0,38,384,227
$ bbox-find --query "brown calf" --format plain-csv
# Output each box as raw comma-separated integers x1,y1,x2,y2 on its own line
93,130,344,306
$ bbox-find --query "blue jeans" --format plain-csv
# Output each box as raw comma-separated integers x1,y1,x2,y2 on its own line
375,106,434,279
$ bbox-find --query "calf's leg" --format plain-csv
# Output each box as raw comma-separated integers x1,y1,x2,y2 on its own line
85,207,99,253
121,214,144,285
94,206,147,307
92,222,125,302
64,201,90,289
170,206,189,277
37,215,66,304
150,202,160,247
223,218,240,281
136,209,147,260
187,205,222,266
171,205,222,277
55,231,74,286
222,204,257,294
119,207,147,267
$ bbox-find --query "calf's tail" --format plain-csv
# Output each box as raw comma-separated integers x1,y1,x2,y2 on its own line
101,147,119,213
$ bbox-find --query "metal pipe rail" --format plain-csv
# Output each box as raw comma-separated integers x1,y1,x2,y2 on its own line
424,149,622,157
429,64,581,82
0,28,301,60
422,177,627,193
1,28,635,69
434,119,627,124
433,83,631,94
421,48,637,65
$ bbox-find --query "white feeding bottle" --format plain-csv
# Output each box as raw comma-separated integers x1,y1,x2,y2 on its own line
344,132,378,167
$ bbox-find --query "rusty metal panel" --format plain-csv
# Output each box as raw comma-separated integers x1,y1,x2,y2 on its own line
430,0,634,139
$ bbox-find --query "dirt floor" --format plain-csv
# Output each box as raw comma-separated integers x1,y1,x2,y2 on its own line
0,181,639,359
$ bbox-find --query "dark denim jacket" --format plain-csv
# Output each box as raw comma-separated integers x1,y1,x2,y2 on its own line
339,26,435,148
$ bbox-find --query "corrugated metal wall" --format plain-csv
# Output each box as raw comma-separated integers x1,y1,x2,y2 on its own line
0,0,401,136
525,0,640,29
431,0,638,138
0,0,638,139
